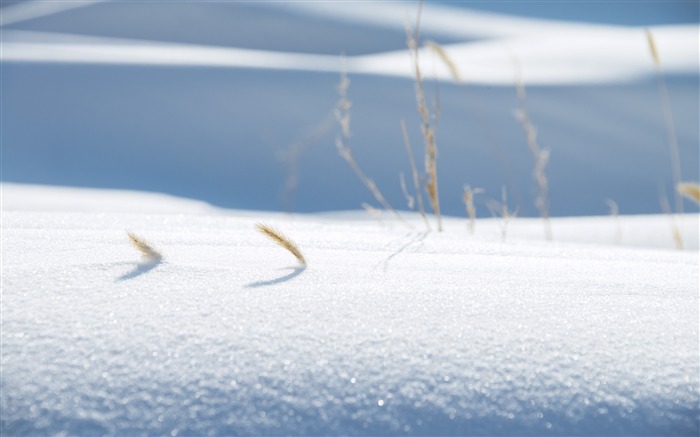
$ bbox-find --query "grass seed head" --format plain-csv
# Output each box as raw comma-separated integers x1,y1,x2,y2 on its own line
127,231,162,261
256,223,307,266
677,182,700,204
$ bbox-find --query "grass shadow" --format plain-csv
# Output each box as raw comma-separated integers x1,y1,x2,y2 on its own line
379,231,429,272
117,259,162,281
245,266,305,288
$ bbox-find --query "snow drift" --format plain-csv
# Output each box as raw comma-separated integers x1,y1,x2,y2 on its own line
2,185,698,435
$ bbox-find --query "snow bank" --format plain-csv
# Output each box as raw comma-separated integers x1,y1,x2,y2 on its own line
2,185,698,435
3,25,697,85
1,183,215,215
2,1,697,85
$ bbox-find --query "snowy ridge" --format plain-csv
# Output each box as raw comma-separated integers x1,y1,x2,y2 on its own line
2,0,697,85
2,24,697,85
3,183,699,251
2,185,698,435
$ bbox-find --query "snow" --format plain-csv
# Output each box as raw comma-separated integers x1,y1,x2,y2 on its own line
3,23,697,84
1,30,343,73
2,184,699,435
354,25,698,84
1,2,699,434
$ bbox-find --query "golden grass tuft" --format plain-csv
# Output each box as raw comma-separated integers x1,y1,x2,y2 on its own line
677,182,700,204
127,231,162,261
256,223,306,266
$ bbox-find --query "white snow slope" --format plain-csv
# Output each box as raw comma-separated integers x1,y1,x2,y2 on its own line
2,184,698,436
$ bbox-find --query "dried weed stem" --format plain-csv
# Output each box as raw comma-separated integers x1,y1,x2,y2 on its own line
335,67,408,226
513,58,552,240
407,3,442,231
463,185,483,235
647,30,683,215
280,111,336,213
486,187,516,242
362,202,384,225
659,193,684,250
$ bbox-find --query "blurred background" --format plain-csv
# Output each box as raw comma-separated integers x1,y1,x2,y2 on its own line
2,0,699,217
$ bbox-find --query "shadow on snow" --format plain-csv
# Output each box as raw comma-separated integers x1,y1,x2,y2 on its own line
117,259,162,281
245,266,305,288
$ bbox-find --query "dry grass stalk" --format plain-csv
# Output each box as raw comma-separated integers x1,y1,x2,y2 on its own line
427,38,524,221
512,57,552,241
127,231,162,261
399,172,414,210
659,191,684,250
677,182,700,204
335,67,409,227
463,185,483,235
279,111,336,213
647,29,683,215
671,226,683,250
605,199,623,245
425,40,462,83
646,29,661,68
486,187,516,242
406,4,442,232
400,119,431,230
256,223,307,266
362,202,384,225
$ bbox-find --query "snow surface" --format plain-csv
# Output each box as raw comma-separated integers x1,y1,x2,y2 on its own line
2,184,699,435
2,2,699,433
2,8,697,84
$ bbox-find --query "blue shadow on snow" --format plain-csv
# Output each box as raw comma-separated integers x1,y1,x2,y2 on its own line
245,266,305,288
